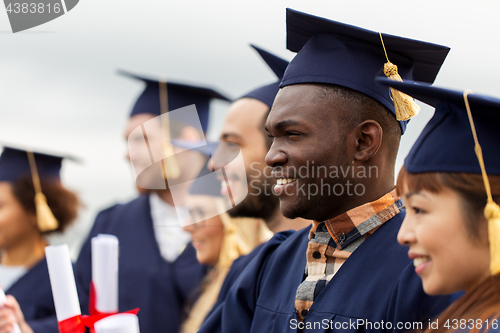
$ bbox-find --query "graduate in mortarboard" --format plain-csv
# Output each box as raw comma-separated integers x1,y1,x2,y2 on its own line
376,78,500,332
165,145,272,333
207,45,311,315
73,72,230,333
199,9,458,333
0,147,80,333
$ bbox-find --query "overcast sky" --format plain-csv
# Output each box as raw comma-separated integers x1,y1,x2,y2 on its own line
0,0,499,257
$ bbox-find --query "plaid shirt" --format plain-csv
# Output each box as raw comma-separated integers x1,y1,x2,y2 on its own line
294,190,403,321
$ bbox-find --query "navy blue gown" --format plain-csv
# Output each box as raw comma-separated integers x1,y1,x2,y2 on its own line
6,258,59,333
207,232,294,320
200,212,458,333
74,194,206,333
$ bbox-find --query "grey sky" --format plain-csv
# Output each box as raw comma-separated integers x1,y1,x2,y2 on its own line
0,0,499,256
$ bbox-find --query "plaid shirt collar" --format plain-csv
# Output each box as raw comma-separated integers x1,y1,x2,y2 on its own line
309,189,403,250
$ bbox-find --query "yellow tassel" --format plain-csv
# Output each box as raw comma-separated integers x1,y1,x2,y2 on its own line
27,151,59,232
34,192,59,232
463,91,500,276
383,62,420,121
159,79,181,180
162,143,181,180
379,32,420,121
485,201,500,275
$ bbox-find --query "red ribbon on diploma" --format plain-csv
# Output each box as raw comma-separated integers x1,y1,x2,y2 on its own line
82,282,139,332
58,315,85,333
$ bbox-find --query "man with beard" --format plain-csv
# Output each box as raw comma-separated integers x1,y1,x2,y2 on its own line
199,9,458,333
204,46,311,316
74,71,230,333
215,45,310,233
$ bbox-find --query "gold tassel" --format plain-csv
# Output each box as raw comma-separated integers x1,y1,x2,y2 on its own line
485,201,500,275
379,33,420,121
464,91,500,275
162,142,181,179
27,151,59,232
159,80,181,180
34,192,59,232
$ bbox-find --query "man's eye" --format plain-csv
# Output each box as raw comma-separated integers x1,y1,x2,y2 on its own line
287,132,300,139
412,207,425,214
267,134,274,139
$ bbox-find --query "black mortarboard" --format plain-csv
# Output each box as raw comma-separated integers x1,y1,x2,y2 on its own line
241,45,289,108
281,8,450,133
376,78,500,175
0,147,65,182
119,70,231,133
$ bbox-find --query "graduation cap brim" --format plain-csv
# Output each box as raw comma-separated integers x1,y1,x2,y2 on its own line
250,45,289,79
286,8,450,84
170,140,219,157
0,143,81,164
240,46,289,108
117,70,231,102
376,77,500,111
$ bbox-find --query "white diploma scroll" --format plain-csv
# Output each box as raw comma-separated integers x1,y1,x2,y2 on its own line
45,244,81,322
94,313,140,333
0,286,21,333
91,234,119,313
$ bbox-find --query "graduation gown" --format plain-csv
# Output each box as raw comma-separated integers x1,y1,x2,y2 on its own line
207,233,294,320
75,194,206,333
6,258,59,333
200,212,457,333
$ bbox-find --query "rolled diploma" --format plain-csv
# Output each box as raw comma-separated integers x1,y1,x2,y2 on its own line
45,245,81,322
94,313,140,333
0,286,21,333
91,234,119,313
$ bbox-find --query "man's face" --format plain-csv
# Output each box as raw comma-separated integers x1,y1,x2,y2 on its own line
125,113,204,191
265,84,352,222
125,114,159,190
214,98,279,219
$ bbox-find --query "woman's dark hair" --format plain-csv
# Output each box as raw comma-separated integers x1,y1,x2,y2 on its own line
11,176,80,234
422,275,500,333
396,166,500,241
396,166,500,331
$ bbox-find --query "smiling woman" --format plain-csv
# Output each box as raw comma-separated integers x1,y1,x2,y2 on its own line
181,198,272,333
376,77,500,332
0,147,80,333
397,169,496,295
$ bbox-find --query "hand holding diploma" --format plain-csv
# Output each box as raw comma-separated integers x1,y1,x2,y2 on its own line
0,287,24,333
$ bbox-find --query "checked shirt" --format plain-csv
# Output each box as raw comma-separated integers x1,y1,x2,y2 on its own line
294,190,403,321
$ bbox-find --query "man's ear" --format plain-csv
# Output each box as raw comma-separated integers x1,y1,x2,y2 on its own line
353,120,382,162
